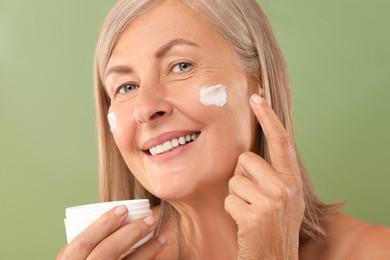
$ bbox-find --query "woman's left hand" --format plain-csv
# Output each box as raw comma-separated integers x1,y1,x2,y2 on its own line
225,94,305,260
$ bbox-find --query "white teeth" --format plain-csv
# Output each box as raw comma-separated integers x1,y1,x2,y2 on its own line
172,138,179,147
163,141,173,151
178,136,186,145
156,144,164,154
148,132,200,156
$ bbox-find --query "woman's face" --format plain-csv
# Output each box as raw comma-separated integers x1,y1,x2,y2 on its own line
104,0,258,201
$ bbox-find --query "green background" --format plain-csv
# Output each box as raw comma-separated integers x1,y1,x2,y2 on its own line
0,0,389,259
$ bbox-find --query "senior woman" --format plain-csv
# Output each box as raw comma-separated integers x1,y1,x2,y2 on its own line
57,0,390,259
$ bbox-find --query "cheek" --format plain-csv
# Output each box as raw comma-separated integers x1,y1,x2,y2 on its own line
183,82,253,148
218,87,256,150
107,103,137,152
166,84,204,114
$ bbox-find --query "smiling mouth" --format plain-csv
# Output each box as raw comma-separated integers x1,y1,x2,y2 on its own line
145,132,201,156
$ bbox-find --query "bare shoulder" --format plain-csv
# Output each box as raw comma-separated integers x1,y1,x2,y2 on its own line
344,220,390,259
300,213,390,260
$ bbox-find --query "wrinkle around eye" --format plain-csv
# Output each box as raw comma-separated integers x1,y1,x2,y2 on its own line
111,89,139,103
166,64,196,81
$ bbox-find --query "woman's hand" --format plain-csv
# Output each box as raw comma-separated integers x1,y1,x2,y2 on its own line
56,206,167,260
225,94,305,260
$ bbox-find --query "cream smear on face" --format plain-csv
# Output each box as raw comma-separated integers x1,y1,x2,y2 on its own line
107,112,117,132
199,84,227,107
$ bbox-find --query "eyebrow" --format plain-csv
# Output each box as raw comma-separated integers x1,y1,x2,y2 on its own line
155,38,200,58
104,65,133,80
104,38,200,80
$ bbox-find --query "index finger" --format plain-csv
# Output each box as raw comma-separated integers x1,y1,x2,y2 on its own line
249,94,299,176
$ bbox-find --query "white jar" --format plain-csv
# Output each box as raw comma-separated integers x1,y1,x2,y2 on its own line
64,199,152,249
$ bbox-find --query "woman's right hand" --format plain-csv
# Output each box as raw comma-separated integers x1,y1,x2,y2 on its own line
56,205,167,260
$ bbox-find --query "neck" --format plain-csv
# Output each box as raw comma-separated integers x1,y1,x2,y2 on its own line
168,184,238,259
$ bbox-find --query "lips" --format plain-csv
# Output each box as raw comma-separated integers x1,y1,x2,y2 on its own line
142,131,201,156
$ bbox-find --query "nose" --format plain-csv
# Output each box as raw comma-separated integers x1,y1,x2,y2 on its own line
133,85,173,124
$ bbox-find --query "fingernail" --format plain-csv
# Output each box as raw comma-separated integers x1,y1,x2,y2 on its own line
114,205,128,216
250,94,263,105
143,216,155,226
157,235,168,245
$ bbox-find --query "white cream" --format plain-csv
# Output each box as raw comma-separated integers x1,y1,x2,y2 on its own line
107,112,117,132
199,84,227,107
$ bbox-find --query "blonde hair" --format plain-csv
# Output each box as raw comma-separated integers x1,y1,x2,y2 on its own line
94,0,340,245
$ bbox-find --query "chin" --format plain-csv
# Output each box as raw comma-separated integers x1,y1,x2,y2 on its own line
151,187,194,203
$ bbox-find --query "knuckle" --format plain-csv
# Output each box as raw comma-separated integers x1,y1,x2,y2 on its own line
74,232,93,251
229,174,243,186
279,133,292,147
224,194,235,208
238,151,255,163
228,176,236,188
225,193,233,201
241,209,263,230
100,213,117,228
96,237,116,258
273,180,291,201
224,195,232,209
259,195,284,215
132,221,144,239
287,175,303,197
274,185,288,200
238,152,248,162
274,200,284,211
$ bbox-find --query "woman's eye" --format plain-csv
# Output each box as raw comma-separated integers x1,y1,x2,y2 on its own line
118,83,138,94
172,62,192,73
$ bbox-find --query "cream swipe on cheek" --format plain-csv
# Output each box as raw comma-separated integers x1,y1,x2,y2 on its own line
107,112,117,132
199,84,227,107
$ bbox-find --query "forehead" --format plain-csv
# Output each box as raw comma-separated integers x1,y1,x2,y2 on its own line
109,0,228,60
